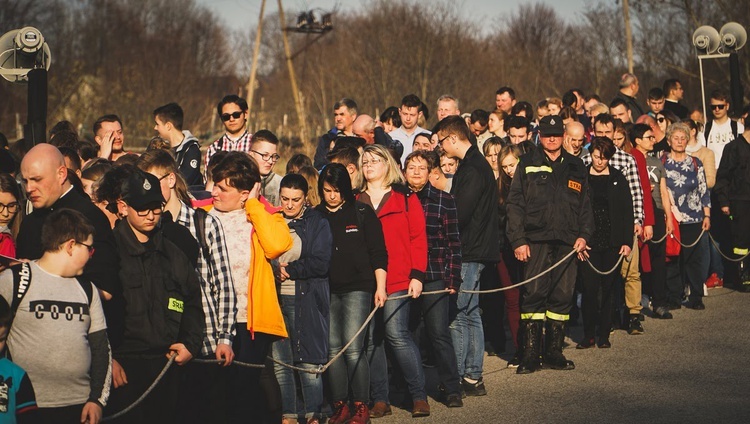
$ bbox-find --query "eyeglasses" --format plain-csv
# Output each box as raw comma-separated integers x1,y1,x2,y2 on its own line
75,241,95,257
642,135,656,141
220,111,244,122
135,206,164,217
251,150,280,162
438,134,452,145
0,202,19,213
361,158,384,167
711,104,727,110
656,117,666,123
158,173,171,181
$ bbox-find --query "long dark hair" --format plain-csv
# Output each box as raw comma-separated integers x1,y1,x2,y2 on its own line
318,163,355,204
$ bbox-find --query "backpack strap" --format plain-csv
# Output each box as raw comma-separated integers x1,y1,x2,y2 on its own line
10,262,32,323
193,207,211,262
75,277,94,306
704,120,713,141
732,120,738,139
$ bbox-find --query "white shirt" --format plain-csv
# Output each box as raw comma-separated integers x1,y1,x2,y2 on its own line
706,119,744,168
389,125,430,166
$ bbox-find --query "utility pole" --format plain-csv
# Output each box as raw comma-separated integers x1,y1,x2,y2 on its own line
278,0,307,140
622,0,634,74
246,0,266,120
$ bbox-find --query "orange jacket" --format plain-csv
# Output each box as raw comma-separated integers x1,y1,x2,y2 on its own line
243,197,293,338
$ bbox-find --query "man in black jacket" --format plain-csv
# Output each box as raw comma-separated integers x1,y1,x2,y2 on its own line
105,169,204,423
506,116,593,374
434,115,499,396
715,126,750,291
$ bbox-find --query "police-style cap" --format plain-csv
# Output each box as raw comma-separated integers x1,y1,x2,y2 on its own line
121,169,165,210
538,116,564,137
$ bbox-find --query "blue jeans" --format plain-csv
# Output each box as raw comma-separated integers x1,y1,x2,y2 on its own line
328,291,372,404
368,290,426,403
450,262,485,380
272,295,324,420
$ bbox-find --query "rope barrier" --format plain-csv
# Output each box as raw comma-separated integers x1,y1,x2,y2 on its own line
708,233,750,262
585,254,626,275
102,354,176,422
462,249,578,294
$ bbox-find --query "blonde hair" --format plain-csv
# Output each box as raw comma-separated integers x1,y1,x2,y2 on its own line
356,144,405,190
297,165,321,207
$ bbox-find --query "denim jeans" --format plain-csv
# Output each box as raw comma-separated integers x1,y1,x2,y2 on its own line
328,291,372,404
272,295,324,420
450,262,485,380
368,290,426,403
421,280,461,394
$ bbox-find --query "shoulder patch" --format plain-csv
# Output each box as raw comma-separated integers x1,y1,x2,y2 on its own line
568,180,582,192
190,159,198,169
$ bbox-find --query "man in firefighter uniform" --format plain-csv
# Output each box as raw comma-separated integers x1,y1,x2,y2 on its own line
506,116,594,374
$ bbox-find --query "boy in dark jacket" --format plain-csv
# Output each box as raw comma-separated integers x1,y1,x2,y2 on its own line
105,169,204,423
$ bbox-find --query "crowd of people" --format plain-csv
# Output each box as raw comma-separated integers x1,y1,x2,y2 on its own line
0,73,747,424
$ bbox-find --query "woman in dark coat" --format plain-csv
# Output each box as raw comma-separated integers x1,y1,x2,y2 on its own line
578,137,634,349
272,174,332,424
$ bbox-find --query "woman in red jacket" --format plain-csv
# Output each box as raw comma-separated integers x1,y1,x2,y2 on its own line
356,144,430,418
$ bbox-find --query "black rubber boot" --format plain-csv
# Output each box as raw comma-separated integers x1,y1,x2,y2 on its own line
543,319,575,370
516,320,542,374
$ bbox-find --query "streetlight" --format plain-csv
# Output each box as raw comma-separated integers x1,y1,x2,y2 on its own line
692,22,747,122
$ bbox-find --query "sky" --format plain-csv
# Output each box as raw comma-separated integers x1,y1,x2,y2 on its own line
196,0,591,31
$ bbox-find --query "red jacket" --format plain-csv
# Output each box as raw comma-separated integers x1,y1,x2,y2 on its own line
361,186,427,294
631,149,654,272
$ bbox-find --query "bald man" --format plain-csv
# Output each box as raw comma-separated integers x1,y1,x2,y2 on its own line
563,122,587,157
352,113,402,157
17,144,121,331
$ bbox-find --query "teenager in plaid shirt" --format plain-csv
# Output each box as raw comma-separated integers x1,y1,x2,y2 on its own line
205,95,253,176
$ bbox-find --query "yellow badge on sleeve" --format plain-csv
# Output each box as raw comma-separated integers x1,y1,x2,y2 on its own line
168,298,184,313
568,180,582,193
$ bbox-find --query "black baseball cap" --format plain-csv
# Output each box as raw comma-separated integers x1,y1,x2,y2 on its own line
121,169,164,210
538,116,565,137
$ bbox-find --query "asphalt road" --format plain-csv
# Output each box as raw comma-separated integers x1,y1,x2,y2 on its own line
382,286,750,423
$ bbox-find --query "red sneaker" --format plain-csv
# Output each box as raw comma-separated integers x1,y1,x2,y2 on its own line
347,402,370,424
705,273,719,289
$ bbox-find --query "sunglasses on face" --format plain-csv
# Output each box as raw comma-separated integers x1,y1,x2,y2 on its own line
220,111,244,121
711,104,726,110
656,117,666,123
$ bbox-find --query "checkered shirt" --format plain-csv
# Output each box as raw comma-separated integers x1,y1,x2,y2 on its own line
416,183,463,290
177,202,237,356
582,148,644,225
205,131,252,171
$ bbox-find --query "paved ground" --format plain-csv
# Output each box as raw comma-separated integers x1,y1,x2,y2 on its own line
382,286,750,423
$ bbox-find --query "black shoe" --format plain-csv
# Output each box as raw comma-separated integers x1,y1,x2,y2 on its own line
516,320,543,374
652,306,673,319
507,352,520,368
576,337,595,349
688,299,706,310
627,316,644,335
445,393,463,408
597,338,611,348
484,343,498,357
461,377,487,396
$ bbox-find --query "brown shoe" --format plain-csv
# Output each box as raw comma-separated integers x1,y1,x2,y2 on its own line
411,400,430,418
369,402,391,419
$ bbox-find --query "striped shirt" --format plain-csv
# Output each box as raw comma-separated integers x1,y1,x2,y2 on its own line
583,148,645,225
176,202,237,356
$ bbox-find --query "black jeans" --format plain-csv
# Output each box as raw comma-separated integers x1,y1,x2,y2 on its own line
643,207,669,308
106,356,181,424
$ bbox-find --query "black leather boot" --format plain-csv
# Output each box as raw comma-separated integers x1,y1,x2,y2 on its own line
516,320,542,374
543,319,575,370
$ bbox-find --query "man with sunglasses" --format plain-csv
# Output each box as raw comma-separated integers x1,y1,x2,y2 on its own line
106,169,203,423
205,95,252,175
705,89,744,168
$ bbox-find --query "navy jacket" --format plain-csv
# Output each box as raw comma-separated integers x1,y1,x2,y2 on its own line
285,207,332,364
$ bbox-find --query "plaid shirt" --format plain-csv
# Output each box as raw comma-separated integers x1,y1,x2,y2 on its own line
583,148,644,225
205,131,252,172
415,183,462,290
176,202,237,356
